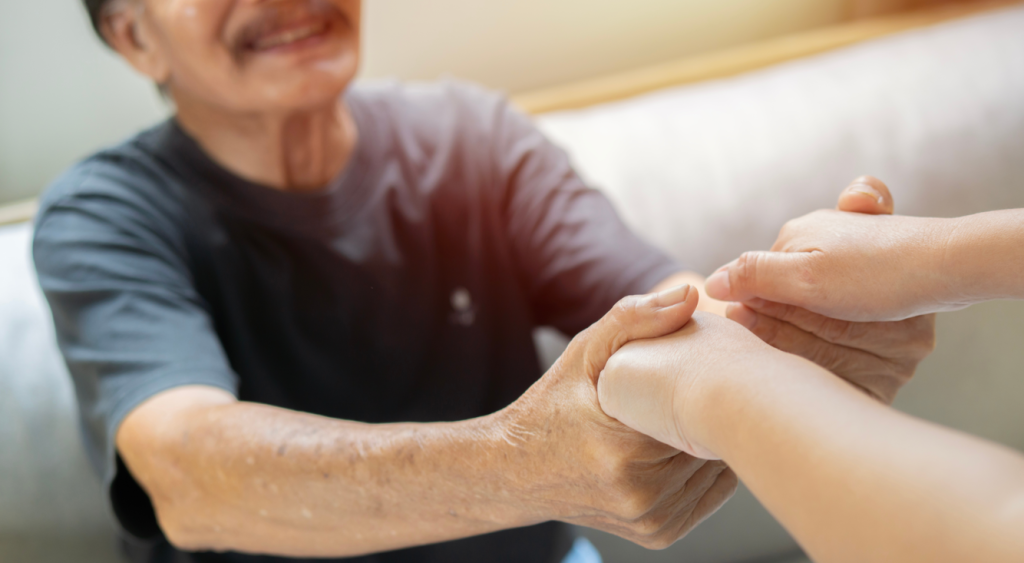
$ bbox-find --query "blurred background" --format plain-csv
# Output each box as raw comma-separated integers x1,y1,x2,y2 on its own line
3,1,1023,563
0,0,956,206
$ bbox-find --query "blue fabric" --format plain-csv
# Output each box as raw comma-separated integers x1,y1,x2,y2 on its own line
561,537,602,563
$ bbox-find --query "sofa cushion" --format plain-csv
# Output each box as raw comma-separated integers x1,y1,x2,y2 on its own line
0,222,114,534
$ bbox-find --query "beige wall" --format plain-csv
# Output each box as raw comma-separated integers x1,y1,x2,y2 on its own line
361,0,849,92
0,0,851,204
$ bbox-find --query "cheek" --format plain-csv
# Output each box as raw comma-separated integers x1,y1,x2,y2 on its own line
161,0,231,48
155,0,240,94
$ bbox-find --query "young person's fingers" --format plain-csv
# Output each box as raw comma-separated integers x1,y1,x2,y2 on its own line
837,175,894,215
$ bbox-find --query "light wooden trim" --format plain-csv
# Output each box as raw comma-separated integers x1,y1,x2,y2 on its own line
513,0,1022,115
0,198,38,227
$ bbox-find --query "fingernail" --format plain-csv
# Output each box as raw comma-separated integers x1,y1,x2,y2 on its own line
848,183,884,204
654,283,691,307
727,304,758,330
705,270,731,300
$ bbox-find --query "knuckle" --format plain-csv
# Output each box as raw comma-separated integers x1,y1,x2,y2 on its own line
636,531,676,551
799,253,824,284
634,515,667,538
608,479,662,522
734,252,761,288
595,452,640,490
778,219,798,238
613,295,642,320
819,317,855,343
816,342,849,372
605,458,633,482
768,301,799,324
616,493,656,522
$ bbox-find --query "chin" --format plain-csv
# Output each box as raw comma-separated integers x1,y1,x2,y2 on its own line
272,79,351,111
253,52,359,111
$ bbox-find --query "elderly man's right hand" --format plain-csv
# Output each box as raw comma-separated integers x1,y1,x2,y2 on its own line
499,284,737,549
115,283,733,557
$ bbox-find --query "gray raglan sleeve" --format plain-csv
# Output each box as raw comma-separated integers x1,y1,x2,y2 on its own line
485,92,684,335
32,167,237,537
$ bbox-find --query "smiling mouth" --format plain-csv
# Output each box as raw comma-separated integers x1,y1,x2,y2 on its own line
248,21,331,52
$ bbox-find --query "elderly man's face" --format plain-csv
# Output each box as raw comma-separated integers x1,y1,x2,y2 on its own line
125,0,361,112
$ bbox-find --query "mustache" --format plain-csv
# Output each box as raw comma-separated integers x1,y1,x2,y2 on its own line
233,0,348,52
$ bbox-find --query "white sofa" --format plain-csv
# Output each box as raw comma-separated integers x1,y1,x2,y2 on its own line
2,5,1023,562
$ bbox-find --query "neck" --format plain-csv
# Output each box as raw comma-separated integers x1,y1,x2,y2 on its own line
174,94,358,192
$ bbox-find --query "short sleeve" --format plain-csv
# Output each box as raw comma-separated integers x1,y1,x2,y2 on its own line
491,99,683,334
32,165,238,537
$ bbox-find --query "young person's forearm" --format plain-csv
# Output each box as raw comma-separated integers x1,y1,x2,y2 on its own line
695,354,1024,563
941,209,1024,305
119,389,541,557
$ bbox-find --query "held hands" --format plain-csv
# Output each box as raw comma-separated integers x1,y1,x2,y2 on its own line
597,312,785,460
501,285,737,549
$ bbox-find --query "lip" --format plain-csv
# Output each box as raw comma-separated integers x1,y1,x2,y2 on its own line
245,18,334,54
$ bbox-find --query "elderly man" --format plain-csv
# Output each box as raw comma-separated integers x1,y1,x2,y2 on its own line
33,1,934,562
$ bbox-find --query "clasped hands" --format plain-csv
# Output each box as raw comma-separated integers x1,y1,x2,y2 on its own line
507,177,936,549
598,176,938,460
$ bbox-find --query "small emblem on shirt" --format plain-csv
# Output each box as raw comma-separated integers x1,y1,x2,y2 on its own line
449,287,476,326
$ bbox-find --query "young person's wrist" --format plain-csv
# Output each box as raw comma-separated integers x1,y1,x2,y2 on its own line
929,216,983,312
679,345,784,460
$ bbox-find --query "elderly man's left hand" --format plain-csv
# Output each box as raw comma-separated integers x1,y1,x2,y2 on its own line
724,300,935,403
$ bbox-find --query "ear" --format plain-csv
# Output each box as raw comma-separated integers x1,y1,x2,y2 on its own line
101,2,171,84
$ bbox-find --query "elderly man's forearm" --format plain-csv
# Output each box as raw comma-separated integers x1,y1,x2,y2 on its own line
117,387,543,557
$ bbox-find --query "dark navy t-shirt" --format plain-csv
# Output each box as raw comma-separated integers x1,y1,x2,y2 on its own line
33,80,681,563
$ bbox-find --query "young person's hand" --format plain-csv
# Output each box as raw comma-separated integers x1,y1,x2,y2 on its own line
706,177,961,322
698,177,936,402
504,284,737,548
